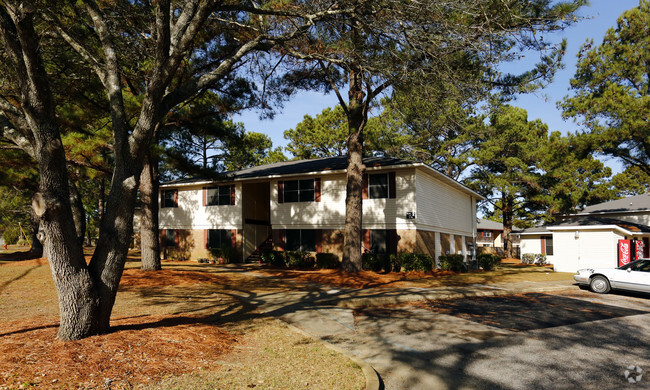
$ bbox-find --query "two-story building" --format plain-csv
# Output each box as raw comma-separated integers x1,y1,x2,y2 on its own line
158,156,483,264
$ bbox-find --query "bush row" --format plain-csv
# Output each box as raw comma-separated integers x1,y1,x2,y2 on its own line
361,252,434,272
261,251,501,272
521,253,547,265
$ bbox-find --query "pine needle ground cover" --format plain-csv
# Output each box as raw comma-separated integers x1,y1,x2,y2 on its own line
0,252,363,389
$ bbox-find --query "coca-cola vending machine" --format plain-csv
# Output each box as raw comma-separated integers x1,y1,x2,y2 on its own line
635,239,646,260
618,239,633,267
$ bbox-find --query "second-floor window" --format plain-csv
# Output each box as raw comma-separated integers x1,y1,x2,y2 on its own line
482,231,492,238
162,189,178,208
207,185,231,206
283,179,315,203
368,173,389,199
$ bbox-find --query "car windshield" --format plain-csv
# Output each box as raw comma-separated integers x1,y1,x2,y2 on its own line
618,260,650,271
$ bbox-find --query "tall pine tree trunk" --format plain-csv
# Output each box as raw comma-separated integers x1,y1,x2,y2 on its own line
139,152,161,271
502,192,514,258
342,68,366,272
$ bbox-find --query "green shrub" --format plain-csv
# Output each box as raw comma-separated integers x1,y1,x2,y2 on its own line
209,245,239,263
521,253,547,265
534,253,547,265
389,254,401,272
262,250,286,267
399,253,434,271
362,253,379,271
285,251,314,268
521,253,536,264
316,253,340,269
477,253,501,271
438,254,465,272
2,227,20,245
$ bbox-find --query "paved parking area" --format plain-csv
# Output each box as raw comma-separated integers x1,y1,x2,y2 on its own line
285,289,650,389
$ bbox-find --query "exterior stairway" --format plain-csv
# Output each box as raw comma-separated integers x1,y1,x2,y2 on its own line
247,237,274,263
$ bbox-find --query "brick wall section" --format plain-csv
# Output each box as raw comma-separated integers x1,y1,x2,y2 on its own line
397,229,416,254
440,233,451,255
416,230,436,257
162,229,242,262
321,229,344,259
454,235,463,255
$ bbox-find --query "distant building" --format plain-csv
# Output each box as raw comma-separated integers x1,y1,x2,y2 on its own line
519,193,650,272
476,218,521,256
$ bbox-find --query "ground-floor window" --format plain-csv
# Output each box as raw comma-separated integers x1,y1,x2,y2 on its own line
164,229,176,247
208,229,232,249
370,230,388,254
543,235,553,255
285,229,316,252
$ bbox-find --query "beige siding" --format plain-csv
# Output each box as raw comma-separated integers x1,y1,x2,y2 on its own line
552,229,622,272
362,169,416,230
270,170,417,230
159,184,242,229
415,169,474,235
520,235,543,256
271,174,345,229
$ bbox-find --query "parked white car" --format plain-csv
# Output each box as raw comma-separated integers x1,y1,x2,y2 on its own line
574,259,650,294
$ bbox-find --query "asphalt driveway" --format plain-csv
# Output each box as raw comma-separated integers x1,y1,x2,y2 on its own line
281,289,650,389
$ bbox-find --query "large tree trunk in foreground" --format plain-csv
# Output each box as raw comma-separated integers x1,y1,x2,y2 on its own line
342,68,366,272
139,153,161,271
68,176,86,245
29,209,43,255
2,7,100,340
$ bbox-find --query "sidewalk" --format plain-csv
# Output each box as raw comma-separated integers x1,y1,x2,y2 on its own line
232,271,577,389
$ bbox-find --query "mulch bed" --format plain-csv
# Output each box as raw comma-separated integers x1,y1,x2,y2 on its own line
0,261,239,390
251,268,458,289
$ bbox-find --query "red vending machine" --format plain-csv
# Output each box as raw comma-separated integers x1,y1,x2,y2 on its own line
618,239,633,267
634,239,646,260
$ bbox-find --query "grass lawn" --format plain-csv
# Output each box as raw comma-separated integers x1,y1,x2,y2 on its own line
0,253,364,390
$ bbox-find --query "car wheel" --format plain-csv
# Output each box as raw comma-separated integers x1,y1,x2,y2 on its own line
590,275,611,294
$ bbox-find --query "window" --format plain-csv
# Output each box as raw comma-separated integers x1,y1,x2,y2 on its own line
207,186,231,206
370,230,388,254
368,173,388,199
543,235,554,255
162,189,177,208
285,229,316,252
164,229,176,247
482,231,492,238
207,229,232,249
283,179,315,203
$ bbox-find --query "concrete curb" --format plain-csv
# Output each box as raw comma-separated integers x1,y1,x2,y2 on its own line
280,320,381,390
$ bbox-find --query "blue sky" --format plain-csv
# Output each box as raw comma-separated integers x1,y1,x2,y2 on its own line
236,0,641,171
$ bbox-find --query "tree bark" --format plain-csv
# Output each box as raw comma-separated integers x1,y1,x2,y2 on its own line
29,209,43,255
139,152,161,271
502,191,514,259
98,176,105,222
1,6,100,340
342,68,366,272
68,176,86,245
